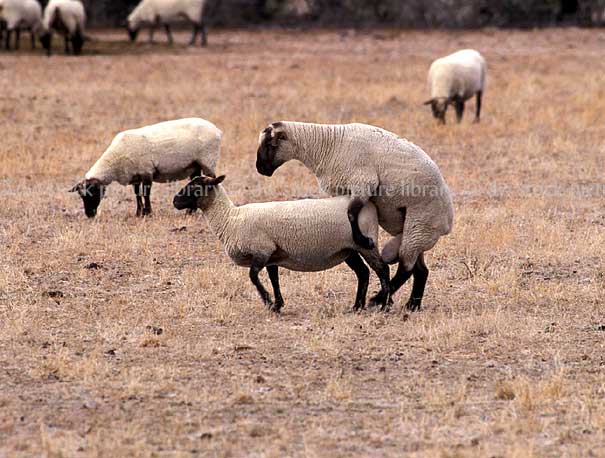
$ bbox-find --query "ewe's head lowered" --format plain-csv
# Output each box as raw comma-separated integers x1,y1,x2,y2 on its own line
173,175,226,211
424,98,451,124
126,15,139,41
70,179,105,218
256,122,290,177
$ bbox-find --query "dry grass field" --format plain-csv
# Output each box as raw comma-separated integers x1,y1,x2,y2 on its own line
1,27,605,457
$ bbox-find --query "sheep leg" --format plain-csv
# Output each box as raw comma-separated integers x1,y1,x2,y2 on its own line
133,182,144,217
30,29,35,49
164,24,173,45
474,91,482,123
149,24,156,43
455,99,465,123
361,251,391,311
200,21,207,47
188,24,198,46
142,181,152,216
266,265,284,313
5,30,10,50
249,263,273,308
15,28,20,50
347,197,375,250
405,254,428,312
344,253,370,311
64,36,70,54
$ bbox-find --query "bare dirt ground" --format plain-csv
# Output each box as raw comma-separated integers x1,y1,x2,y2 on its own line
1,28,604,457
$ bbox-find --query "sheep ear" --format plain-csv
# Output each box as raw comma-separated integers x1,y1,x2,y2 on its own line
211,175,226,186
69,182,83,193
423,99,434,105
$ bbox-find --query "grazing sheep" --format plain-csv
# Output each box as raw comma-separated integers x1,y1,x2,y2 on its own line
0,0,42,50
127,0,207,47
173,175,391,312
424,49,486,124
256,121,454,312
70,118,221,218
40,0,86,56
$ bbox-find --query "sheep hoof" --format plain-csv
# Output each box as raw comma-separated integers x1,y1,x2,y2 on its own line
268,301,283,313
368,292,392,309
405,299,422,312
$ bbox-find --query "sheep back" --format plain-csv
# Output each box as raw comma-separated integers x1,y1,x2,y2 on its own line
86,118,221,186
428,49,486,101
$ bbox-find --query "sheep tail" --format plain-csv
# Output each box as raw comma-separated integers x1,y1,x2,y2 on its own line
348,197,375,250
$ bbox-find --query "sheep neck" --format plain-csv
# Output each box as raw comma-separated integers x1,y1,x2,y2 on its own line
200,185,234,242
291,123,345,178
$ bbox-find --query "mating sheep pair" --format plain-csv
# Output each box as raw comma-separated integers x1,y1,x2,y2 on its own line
72,118,453,314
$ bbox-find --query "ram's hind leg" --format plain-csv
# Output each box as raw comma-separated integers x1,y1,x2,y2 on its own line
344,253,370,311
164,24,173,45
405,254,429,312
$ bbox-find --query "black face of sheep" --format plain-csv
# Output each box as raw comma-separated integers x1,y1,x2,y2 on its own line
173,175,226,211
70,179,105,218
256,125,287,177
127,27,139,42
39,33,52,56
424,98,448,124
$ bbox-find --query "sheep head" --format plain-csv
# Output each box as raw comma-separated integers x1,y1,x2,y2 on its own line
173,175,226,211
256,122,289,177
424,98,451,124
69,178,106,218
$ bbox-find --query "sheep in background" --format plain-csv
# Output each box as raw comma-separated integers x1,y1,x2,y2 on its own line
173,175,391,313
127,0,207,47
70,118,221,218
425,49,486,124
256,121,454,312
0,0,42,50
40,0,86,56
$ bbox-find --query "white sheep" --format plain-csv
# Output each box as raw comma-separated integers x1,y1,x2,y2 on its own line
256,121,454,312
40,0,86,56
70,118,221,218
0,0,42,50
127,0,207,47
173,175,391,312
424,49,486,124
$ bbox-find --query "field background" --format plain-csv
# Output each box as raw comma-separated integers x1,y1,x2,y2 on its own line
1,28,605,457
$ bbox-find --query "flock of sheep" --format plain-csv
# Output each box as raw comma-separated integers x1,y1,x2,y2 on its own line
3,0,488,313
67,44,485,313
0,0,207,55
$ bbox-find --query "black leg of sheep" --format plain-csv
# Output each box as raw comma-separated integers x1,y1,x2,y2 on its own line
200,22,207,47
455,100,465,123
344,253,370,311
30,28,35,49
405,254,429,312
142,181,152,215
164,24,173,45
266,265,284,312
249,263,273,308
475,91,483,123
15,28,20,50
5,30,11,50
133,182,144,217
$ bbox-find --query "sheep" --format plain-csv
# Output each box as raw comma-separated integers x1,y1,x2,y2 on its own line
256,121,454,312
173,175,391,313
127,0,207,47
70,118,221,218
0,0,42,50
424,49,486,124
40,0,86,56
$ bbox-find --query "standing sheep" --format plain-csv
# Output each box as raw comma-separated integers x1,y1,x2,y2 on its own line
127,0,207,47
256,121,454,312
70,118,221,218
40,0,86,56
173,175,391,313
425,49,486,124
0,0,42,50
